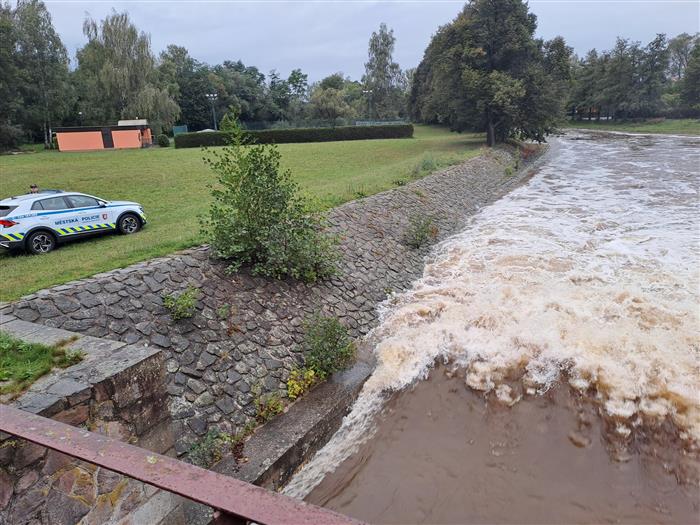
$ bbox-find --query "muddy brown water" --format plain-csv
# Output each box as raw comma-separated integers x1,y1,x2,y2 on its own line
306,369,699,524
286,132,700,523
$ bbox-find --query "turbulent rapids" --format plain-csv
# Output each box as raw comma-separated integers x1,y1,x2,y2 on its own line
285,131,700,502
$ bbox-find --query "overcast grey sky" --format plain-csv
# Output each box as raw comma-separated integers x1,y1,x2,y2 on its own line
44,0,700,81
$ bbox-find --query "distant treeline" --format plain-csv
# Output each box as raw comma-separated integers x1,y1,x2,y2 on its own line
1,0,698,152
0,2,409,150
569,33,699,120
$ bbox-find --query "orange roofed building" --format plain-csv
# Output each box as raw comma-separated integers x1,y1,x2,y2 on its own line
54,120,153,152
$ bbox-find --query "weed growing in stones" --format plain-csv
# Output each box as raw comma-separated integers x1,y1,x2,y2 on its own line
255,392,284,422
216,304,231,319
301,315,355,380
162,286,199,320
286,368,318,400
188,429,230,467
411,154,438,178
187,421,258,467
392,178,408,187
402,214,438,249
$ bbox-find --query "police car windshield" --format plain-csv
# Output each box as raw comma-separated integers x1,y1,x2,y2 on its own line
0,206,17,217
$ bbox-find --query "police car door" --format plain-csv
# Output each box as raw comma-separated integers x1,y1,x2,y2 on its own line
33,195,77,237
65,194,106,233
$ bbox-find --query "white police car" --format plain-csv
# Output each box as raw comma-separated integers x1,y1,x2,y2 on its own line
0,190,146,254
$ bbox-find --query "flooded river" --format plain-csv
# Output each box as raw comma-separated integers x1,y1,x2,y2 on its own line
285,132,700,523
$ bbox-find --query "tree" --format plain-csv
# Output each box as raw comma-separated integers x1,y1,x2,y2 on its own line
0,2,22,150
13,0,71,146
74,11,179,133
638,34,669,117
159,45,218,129
308,86,354,121
362,23,406,119
308,73,364,122
680,43,700,110
667,33,698,80
409,0,571,145
287,68,309,121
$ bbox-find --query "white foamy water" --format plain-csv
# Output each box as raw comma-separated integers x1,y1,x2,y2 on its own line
285,132,700,498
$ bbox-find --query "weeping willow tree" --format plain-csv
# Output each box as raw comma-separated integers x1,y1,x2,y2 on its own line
74,11,179,133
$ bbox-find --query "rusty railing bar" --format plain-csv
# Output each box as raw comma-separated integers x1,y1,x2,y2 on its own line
0,405,364,525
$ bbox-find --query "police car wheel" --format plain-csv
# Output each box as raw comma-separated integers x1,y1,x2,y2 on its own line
118,213,141,234
26,231,56,255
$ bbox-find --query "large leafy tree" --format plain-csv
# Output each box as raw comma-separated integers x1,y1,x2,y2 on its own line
362,23,407,119
74,11,179,133
667,32,698,80
409,0,571,145
308,73,364,122
13,0,71,146
159,45,218,129
680,43,700,110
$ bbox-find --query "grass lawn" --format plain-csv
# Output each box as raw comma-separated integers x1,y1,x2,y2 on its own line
563,118,700,135
0,331,82,398
0,125,484,301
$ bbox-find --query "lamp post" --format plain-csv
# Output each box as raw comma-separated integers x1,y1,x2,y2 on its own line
78,111,83,127
362,89,373,120
205,93,218,130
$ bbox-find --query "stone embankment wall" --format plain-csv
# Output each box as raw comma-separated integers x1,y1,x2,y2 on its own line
0,319,182,525
1,146,537,457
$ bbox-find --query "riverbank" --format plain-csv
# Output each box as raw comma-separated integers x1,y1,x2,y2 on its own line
564,117,700,135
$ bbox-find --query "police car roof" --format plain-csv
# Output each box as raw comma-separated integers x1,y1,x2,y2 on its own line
1,190,71,204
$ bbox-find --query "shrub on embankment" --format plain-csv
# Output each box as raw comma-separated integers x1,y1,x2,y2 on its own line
174,124,414,148
202,119,339,281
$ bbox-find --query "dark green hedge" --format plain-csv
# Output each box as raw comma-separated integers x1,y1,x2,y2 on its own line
174,124,414,148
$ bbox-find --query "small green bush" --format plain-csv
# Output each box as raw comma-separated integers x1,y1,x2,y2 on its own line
411,154,438,178
174,124,414,148
162,286,199,320
286,367,318,400
202,117,338,282
302,315,355,380
156,134,170,147
402,214,438,249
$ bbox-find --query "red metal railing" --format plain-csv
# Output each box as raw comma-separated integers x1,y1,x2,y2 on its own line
0,405,363,525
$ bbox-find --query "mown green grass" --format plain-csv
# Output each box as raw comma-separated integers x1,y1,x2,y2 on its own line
564,118,700,135
0,125,484,301
0,331,82,397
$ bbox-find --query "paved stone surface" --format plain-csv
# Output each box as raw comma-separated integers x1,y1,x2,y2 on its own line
1,146,540,454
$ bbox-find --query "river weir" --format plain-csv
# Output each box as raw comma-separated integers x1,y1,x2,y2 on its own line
284,131,700,523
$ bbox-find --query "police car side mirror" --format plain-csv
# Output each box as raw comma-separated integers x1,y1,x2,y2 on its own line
98,201,107,207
